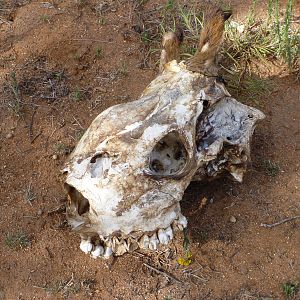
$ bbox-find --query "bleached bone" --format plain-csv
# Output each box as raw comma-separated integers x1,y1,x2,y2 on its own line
91,245,104,259
80,239,93,254
138,235,150,249
158,229,169,245
103,246,113,259
149,233,160,251
64,8,265,258
165,226,173,240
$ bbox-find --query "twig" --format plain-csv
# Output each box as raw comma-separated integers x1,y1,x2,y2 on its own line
29,107,37,143
71,38,115,43
260,215,300,228
33,285,47,290
23,215,39,219
47,204,66,215
184,272,208,282
31,131,42,144
143,262,182,284
72,116,84,130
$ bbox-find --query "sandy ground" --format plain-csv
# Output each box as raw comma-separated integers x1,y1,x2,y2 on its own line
0,0,299,299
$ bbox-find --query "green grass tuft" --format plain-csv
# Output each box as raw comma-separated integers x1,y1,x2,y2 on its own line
262,160,280,177
54,142,72,155
24,182,37,206
5,232,31,249
5,72,23,116
95,47,103,59
283,281,299,297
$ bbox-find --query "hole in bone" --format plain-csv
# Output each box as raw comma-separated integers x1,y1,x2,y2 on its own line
90,152,109,163
203,100,209,108
89,152,111,178
149,131,188,176
196,100,253,151
65,183,90,216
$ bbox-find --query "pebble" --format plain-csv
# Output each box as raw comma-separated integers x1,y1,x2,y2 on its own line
6,133,13,139
230,216,237,223
37,209,43,216
52,154,58,160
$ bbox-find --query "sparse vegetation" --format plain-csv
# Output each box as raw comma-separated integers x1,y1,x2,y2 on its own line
73,129,85,141
74,87,82,101
5,232,31,249
40,14,50,23
283,281,299,297
140,31,152,44
24,182,37,206
54,142,72,155
4,72,23,116
165,0,174,10
97,17,107,25
262,159,280,177
75,0,87,7
177,228,192,266
95,47,103,59
118,61,129,77
142,0,299,101
43,275,96,297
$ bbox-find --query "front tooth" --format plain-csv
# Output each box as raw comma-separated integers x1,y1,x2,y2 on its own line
138,235,150,249
149,233,159,250
80,239,93,254
178,215,188,228
165,226,173,240
113,239,127,256
158,229,169,245
104,246,113,259
91,245,104,258
175,214,188,230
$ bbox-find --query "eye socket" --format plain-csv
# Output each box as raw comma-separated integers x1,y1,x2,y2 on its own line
149,131,188,176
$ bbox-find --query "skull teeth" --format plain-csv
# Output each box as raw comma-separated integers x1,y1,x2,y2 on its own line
80,239,93,254
104,246,113,259
138,235,150,249
174,214,188,231
165,226,173,240
149,233,159,250
77,218,185,258
158,229,169,245
91,245,104,258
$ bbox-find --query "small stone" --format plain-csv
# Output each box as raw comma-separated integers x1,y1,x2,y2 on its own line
37,209,43,216
52,154,58,160
6,133,13,139
230,216,237,223
239,264,248,274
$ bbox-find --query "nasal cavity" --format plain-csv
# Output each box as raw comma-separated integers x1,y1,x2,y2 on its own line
65,184,90,216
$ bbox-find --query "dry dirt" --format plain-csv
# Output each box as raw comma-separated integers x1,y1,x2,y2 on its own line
0,0,300,299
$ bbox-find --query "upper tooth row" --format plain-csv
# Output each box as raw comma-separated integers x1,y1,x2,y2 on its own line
79,216,187,258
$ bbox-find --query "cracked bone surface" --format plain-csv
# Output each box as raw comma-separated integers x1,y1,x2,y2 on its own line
64,60,265,258
64,6,264,258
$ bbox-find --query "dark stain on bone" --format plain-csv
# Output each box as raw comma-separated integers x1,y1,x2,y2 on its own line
90,151,109,163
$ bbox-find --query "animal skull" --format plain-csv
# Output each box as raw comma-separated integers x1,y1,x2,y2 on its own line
63,9,265,258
